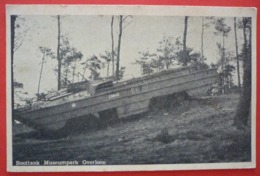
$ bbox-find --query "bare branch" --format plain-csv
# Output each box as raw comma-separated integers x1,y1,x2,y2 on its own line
61,32,71,38
122,19,134,30
14,36,25,52
14,27,30,52
122,15,132,22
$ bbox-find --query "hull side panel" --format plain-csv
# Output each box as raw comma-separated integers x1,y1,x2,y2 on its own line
14,68,218,132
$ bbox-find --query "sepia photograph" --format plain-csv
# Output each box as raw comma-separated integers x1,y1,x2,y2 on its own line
6,5,256,172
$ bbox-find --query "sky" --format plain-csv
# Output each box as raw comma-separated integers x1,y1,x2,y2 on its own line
13,15,245,97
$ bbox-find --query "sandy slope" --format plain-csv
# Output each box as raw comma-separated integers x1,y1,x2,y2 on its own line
12,93,251,165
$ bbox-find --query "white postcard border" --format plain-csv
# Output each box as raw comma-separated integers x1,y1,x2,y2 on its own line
6,5,257,172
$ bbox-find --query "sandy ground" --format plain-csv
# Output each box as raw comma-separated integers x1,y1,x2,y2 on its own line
12,93,251,165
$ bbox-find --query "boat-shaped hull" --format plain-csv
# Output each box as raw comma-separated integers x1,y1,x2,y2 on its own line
14,67,218,133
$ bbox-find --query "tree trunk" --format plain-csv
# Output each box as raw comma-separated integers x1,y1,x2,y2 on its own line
165,58,169,69
116,15,123,80
222,32,226,94
111,16,115,77
201,17,204,62
107,62,110,77
242,18,247,72
37,49,45,95
82,66,87,81
11,15,17,112
72,60,76,83
234,17,241,92
234,17,251,127
65,66,69,86
183,16,188,66
57,15,61,90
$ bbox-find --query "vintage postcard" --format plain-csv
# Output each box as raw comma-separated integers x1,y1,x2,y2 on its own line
6,5,256,172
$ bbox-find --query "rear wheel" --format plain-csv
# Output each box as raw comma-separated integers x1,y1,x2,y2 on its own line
148,91,191,112
98,108,119,126
56,114,104,136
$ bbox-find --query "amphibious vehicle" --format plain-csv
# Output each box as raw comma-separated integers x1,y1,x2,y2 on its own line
14,66,218,134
